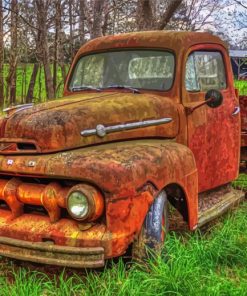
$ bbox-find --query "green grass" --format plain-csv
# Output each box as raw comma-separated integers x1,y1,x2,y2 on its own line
0,189,246,295
232,173,247,191
2,64,67,106
235,80,247,95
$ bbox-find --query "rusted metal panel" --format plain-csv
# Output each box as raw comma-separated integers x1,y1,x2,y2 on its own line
1,93,178,154
0,193,158,260
0,140,198,229
198,185,245,227
0,178,70,222
0,141,196,195
240,96,247,147
182,43,240,193
0,138,198,262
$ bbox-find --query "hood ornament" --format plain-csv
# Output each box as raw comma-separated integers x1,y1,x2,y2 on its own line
81,117,173,138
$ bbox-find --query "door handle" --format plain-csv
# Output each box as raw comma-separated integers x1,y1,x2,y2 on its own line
232,106,240,116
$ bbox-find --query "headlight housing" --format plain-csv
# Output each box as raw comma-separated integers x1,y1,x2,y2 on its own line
67,184,104,221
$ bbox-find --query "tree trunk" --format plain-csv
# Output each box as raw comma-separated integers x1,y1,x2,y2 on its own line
53,0,61,96
136,0,182,31
68,0,74,60
7,0,18,105
79,0,86,44
158,0,183,30
91,0,105,39
26,63,38,103
136,0,156,31
0,0,4,108
35,0,54,99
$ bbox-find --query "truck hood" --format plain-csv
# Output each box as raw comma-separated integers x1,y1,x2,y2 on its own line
0,92,179,153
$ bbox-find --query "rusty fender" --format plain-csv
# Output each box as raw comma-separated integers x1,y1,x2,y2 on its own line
0,140,198,256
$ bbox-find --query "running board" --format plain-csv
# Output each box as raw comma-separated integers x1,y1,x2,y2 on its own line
198,188,245,228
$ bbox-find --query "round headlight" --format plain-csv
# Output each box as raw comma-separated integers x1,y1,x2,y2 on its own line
66,184,104,221
67,191,89,220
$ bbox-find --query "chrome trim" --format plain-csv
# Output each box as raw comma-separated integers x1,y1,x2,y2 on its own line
81,117,173,138
232,106,240,116
3,103,33,115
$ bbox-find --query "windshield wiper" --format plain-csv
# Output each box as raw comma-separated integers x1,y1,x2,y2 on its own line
103,85,140,94
71,86,101,92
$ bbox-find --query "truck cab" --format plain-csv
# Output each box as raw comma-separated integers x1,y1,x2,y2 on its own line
0,31,244,267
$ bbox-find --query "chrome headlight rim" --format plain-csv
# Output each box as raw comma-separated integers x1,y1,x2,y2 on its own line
66,184,104,222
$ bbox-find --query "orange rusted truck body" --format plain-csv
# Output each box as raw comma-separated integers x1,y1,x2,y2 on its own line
240,95,247,163
0,31,243,268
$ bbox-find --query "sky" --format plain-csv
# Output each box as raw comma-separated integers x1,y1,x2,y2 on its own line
209,0,247,48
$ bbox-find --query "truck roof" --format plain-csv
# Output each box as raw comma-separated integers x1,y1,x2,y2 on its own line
78,31,227,56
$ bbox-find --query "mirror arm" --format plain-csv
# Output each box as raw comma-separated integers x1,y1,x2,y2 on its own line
185,98,213,115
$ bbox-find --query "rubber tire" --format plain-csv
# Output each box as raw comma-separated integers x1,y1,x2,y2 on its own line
132,190,169,261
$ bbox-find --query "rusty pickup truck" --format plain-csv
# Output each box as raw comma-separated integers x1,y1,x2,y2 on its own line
0,31,245,268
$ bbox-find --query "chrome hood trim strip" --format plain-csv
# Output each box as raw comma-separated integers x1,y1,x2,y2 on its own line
81,117,173,138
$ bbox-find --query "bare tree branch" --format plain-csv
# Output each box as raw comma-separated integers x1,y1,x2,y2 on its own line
1,4,39,31
233,0,247,9
158,0,183,30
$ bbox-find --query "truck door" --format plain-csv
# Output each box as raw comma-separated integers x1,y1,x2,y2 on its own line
182,44,240,193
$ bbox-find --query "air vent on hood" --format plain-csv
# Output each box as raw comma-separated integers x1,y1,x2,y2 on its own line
0,139,40,154
17,143,36,151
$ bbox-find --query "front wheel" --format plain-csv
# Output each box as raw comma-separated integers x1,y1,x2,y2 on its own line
132,190,169,261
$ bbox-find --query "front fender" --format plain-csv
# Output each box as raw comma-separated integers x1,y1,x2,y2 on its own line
0,139,198,256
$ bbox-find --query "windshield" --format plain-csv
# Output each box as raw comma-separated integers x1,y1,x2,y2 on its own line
69,50,175,91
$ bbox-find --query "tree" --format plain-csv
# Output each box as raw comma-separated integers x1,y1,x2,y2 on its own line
7,0,18,105
136,0,183,31
35,0,54,99
1,0,238,106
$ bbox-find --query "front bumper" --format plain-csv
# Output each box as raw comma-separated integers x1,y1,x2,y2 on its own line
0,236,104,268
0,208,107,268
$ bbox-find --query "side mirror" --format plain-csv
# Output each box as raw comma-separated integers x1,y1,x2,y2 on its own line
185,89,223,115
205,89,223,108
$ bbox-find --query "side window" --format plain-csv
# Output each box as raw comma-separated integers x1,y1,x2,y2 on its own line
185,51,226,92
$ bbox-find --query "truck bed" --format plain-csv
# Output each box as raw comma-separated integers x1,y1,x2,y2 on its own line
240,95,247,147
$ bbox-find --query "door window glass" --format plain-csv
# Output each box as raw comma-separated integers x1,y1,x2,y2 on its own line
185,51,226,92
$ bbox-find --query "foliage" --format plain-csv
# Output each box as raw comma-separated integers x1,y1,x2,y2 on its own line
2,64,66,106
235,80,247,96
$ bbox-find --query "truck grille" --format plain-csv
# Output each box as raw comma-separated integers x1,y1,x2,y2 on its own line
0,177,71,222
